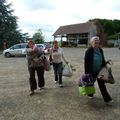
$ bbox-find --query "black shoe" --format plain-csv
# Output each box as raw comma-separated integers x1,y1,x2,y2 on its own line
88,96,94,99
88,94,93,98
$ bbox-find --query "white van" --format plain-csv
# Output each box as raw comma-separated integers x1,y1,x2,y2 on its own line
3,43,28,57
3,43,46,57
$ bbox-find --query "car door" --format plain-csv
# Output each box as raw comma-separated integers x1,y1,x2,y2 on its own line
20,44,27,55
10,44,22,55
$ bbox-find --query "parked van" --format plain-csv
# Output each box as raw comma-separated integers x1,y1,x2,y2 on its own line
3,43,28,57
3,43,46,57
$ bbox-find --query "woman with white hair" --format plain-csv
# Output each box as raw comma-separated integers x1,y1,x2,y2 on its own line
84,36,112,103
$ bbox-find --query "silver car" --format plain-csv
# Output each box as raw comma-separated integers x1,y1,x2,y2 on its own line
3,43,28,57
36,44,50,54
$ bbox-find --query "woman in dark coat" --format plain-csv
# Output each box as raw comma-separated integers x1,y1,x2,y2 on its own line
84,36,112,103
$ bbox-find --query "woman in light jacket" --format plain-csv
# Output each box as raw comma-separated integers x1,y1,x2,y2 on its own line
50,40,68,87
84,36,112,103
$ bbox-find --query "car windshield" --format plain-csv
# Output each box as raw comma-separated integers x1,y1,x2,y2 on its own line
45,43,52,48
36,44,45,49
37,45,43,48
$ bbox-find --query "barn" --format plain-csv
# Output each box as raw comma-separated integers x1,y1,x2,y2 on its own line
53,21,107,47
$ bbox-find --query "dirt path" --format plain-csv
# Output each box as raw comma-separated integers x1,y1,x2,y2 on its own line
0,48,120,120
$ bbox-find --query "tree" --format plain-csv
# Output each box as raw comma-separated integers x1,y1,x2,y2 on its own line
33,29,44,43
90,18,120,40
0,0,24,49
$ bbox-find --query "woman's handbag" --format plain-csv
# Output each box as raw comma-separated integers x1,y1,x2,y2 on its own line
48,55,53,65
97,60,115,84
62,63,73,77
43,56,51,71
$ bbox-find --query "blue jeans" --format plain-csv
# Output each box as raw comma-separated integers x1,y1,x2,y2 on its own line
53,62,63,84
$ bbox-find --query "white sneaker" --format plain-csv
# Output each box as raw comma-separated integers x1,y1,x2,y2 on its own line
55,81,58,84
88,96,94,99
110,100,114,103
29,91,35,96
105,99,114,104
40,87,45,90
59,84,63,88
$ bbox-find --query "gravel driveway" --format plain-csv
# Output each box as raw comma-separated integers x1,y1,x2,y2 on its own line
0,48,120,120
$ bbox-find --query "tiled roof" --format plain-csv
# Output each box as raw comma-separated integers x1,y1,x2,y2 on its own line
53,21,95,36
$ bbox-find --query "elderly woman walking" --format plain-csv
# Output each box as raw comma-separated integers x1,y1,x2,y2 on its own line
26,40,45,95
84,36,113,103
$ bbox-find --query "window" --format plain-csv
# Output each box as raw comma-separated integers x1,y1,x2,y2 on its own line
21,44,27,48
13,45,21,49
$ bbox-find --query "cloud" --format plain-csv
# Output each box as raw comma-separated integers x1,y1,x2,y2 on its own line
7,0,120,41
21,0,55,11
110,0,120,13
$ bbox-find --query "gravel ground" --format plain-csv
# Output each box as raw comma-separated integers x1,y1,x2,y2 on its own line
0,48,120,120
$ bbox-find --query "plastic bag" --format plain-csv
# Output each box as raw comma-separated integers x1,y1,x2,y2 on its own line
78,74,96,87
62,64,73,77
79,86,96,95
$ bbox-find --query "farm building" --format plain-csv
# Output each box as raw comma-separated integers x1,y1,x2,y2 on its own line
53,21,107,47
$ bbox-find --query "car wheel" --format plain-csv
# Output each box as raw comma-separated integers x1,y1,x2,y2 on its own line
5,52,11,57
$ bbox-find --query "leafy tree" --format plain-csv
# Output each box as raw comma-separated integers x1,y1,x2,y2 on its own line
33,29,44,43
90,18,120,40
0,0,27,49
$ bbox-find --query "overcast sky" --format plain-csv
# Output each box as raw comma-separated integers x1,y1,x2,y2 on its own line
7,0,120,41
